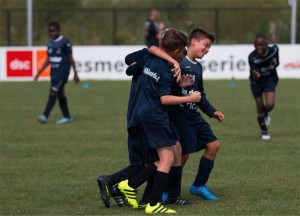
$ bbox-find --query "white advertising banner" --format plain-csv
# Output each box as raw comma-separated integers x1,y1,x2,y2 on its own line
200,45,300,79
0,45,299,81
72,46,141,80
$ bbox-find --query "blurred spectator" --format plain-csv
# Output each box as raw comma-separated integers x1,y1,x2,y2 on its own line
144,9,165,47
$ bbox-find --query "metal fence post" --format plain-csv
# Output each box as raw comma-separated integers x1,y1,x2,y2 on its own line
289,0,297,44
27,0,32,46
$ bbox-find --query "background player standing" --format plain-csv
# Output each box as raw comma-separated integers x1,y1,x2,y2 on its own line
34,22,79,124
144,8,165,48
248,34,279,140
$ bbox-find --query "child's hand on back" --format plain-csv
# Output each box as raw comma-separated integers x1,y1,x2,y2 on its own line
171,61,181,82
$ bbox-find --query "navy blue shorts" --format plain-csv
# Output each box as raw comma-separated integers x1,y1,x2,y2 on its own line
250,80,278,98
50,79,68,93
140,123,176,150
169,121,180,142
128,126,148,166
174,118,217,155
127,123,176,165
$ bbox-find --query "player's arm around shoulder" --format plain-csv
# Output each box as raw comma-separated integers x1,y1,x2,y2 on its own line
125,48,148,65
148,46,181,82
126,61,144,76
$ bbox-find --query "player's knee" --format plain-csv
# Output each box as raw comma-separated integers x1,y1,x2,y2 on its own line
266,103,275,111
173,142,182,158
50,91,58,97
161,154,174,167
181,154,189,166
207,141,220,153
58,95,66,99
58,91,65,98
173,154,181,166
168,155,175,166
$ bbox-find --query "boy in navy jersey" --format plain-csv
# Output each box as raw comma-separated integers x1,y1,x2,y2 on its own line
118,28,224,204
96,46,182,209
248,34,279,140
166,28,224,202
35,22,79,124
118,28,201,214
98,29,200,214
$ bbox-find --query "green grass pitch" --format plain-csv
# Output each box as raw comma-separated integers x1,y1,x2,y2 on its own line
0,79,299,215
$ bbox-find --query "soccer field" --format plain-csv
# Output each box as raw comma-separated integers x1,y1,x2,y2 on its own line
0,80,299,215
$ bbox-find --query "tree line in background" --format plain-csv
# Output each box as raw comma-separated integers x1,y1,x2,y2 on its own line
0,0,298,45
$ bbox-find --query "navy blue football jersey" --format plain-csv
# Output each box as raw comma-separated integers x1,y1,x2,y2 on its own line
248,45,279,82
47,35,72,80
127,53,173,128
169,56,217,122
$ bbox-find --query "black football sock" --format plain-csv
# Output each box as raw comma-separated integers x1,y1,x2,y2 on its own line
128,163,157,189
149,171,169,206
108,165,144,187
43,95,57,118
141,175,154,203
193,156,214,187
263,105,268,114
257,113,268,133
168,166,183,199
58,96,71,118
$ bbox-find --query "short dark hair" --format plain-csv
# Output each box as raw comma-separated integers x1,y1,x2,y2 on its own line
187,28,215,47
254,33,267,42
160,28,187,52
48,22,60,31
151,8,160,13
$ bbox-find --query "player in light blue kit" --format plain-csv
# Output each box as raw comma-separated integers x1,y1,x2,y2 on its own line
35,22,79,124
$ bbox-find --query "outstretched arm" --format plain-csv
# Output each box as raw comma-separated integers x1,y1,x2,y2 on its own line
275,52,280,67
212,111,225,122
68,53,79,83
34,58,50,81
